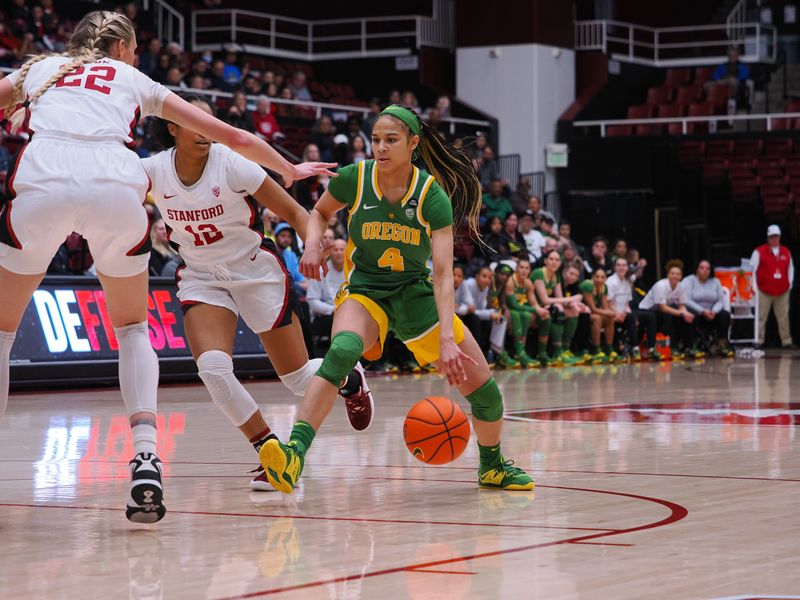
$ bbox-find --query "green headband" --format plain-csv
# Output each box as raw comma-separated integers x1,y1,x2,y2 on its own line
380,105,421,136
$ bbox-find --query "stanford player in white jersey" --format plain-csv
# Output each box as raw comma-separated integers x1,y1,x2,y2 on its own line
143,96,374,491
0,11,335,523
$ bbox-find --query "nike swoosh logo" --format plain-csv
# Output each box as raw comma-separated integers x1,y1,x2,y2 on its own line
250,253,258,261
363,205,378,210
164,194,177,199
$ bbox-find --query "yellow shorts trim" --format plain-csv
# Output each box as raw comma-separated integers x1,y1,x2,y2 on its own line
334,291,388,362
405,316,466,366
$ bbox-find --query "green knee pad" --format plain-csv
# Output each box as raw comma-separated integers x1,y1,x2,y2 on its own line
316,331,363,386
466,377,504,422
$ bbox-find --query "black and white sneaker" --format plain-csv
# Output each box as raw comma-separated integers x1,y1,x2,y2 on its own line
125,452,166,524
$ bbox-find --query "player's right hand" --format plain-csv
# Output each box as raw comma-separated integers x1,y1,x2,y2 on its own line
283,162,338,188
300,241,328,280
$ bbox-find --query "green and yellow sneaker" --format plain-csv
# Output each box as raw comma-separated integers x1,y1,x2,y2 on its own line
591,350,608,364
497,351,521,369
259,439,304,494
516,351,540,369
556,350,581,366
478,459,535,491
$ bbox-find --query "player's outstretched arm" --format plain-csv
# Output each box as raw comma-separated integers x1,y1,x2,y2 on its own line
251,176,309,241
300,190,346,281
162,94,337,187
0,78,13,110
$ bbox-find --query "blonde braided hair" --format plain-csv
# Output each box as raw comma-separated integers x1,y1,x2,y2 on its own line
4,11,135,133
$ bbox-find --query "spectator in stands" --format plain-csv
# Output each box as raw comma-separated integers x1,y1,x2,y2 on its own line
401,90,421,114
184,58,209,85
0,22,23,67
243,74,262,96
208,59,228,91
152,52,172,84
712,46,751,110
307,238,347,351
527,195,542,223
519,211,545,262
531,250,582,366
478,145,500,189
454,264,470,317
557,219,584,256
346,116,371,156
225,90,253,131
539,213,557,240
187,74,204,91
148,219,180,277
165,66,185,89
482,216,513,262
561,262,591,353
585,236,613,276
138,37,161,76
265,82,278,98
350,136,368,163
311,115,337,162
751,225,796,349
223,51,241,84
639,259,700,358
27,4,50,47
681,259,734,357
434,94,451,119
580,269,618,362
606,256,658,361
509,177,530,216
292,144,327,210
388,89,401,104
361,97,381,135
532,237,560,270
251,95,282,141
289,71,312,102
561,242,586,277
500,212,526,258
482,179,513,222
274,223,308,294
458,266,497,362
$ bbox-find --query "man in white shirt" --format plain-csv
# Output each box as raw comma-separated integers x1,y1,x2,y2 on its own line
519,211,545,263
750,225,796,349
307,238,346,346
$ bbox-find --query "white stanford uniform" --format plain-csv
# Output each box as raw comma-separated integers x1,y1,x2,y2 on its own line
143,144,295,333
0,56,172,276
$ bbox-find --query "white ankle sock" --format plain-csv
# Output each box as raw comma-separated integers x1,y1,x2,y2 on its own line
132,423,157,455
0,330,15,420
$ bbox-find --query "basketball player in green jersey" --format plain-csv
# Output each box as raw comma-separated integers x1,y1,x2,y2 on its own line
505,259,549,368
259,105,534,492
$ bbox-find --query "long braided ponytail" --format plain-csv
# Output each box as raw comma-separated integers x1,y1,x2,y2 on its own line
3,11,135,133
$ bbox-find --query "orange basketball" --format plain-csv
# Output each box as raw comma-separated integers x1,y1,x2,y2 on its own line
403,396,470,465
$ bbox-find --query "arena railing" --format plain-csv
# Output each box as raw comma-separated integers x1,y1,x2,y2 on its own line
191,4,454,61
573,112,800,137
142,0,185,50
0,67,492,138
574,20,777,67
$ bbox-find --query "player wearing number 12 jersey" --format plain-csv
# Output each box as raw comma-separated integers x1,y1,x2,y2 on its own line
260,105,534,494
0,11,336,522
143,95,374,492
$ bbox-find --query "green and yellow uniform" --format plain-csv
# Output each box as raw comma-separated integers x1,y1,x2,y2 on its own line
579,280,608,308
328,159,464,365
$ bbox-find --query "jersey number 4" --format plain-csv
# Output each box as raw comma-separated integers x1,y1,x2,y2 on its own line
185,224,224,246
55,66,116,95
377,247,405,272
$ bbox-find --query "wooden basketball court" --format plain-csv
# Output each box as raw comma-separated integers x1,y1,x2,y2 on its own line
1,356,798,599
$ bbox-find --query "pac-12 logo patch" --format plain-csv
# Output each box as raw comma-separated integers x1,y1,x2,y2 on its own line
212,186,220,197
405,208,415,220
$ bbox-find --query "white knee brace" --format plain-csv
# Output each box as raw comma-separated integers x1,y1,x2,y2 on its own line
197,350,259,427
278,358,323,396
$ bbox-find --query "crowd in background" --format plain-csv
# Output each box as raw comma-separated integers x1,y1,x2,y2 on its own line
0,1,760,370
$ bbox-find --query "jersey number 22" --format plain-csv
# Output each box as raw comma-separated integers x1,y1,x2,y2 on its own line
55,66,116,95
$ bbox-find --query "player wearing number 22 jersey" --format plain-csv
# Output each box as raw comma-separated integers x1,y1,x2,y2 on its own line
330,159,458,364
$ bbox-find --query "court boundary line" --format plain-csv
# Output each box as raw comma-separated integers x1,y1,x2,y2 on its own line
208,484,688,599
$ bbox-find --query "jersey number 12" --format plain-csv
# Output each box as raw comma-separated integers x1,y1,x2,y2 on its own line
185,224,224,246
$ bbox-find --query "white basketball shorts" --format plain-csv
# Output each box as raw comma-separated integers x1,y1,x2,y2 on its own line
0,133,151,277
176,238,296,334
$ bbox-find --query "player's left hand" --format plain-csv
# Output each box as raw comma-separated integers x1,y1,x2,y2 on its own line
300,241,328,280
283,162,339,188
437,337,478,386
